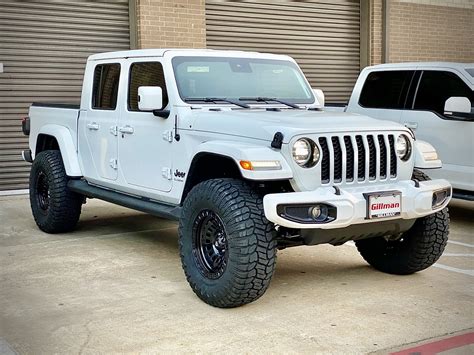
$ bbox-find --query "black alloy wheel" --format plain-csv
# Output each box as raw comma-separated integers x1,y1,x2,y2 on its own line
36,171,50,213
192,210,229,279
178,178,277,308
29,150,83,233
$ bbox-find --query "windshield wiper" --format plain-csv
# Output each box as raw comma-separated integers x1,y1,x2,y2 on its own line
239,97,300,109
184,97,250,109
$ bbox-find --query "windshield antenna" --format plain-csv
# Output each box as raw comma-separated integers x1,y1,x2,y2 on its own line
174,114,180,141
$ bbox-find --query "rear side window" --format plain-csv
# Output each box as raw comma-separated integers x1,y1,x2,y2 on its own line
413,70,473,115
128,62,168,111
359,71,414,109
92,63,121,110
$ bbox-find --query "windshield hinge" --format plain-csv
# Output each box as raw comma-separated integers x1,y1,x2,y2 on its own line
163,130,173,142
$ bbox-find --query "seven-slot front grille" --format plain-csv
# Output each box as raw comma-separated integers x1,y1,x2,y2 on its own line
318,133,397,184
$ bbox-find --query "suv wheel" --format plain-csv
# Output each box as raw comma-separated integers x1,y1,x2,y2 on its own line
30,150,83,233
179,178,277,308
355,169,449,275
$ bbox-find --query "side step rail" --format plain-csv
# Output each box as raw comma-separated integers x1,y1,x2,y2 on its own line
452,189,474,201
68,179,181,220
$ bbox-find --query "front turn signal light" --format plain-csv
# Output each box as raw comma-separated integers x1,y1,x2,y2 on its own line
239,160,282,171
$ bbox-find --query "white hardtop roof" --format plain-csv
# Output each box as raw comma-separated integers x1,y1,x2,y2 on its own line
88,48,292,61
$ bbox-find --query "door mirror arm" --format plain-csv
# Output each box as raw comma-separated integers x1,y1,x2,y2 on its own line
152,110,170,119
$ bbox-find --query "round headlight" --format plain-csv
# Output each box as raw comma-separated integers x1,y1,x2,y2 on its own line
396,134,411,161
292,138,320,167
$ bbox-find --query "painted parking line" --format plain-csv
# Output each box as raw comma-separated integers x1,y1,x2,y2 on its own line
390,331,474,355
447,240,474,248
433,263,474,276
443,253,474,257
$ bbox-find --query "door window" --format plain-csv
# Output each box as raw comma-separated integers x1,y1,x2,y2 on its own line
91,63,121,110
413,70,473,116
128,62,168,111
359,71,415,109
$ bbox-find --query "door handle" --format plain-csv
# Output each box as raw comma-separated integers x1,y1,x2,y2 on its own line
118,125,134,134
404,122,418,130
87,122,99,130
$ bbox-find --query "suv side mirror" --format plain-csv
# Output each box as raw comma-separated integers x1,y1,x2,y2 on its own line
444,96,471,116
310,88,325,109
138,86,163,111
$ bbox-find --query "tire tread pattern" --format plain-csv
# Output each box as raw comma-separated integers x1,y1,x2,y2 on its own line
179,178,277,308
355,169,449,275
30,150,82,233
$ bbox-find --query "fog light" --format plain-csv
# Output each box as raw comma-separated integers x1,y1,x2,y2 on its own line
277,203,337,224
432,188,451,209
310,206,322,219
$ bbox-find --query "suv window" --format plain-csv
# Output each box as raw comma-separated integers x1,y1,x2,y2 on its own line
92,63,121,110
128,62,168,111
413,70,473,115
359,71,414,109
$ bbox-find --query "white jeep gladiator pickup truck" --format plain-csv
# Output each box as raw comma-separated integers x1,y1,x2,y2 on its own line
22,49,452,308
326,62,474,200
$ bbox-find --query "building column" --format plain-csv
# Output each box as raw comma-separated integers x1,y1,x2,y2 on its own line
369,0,384,65
135,0,206,49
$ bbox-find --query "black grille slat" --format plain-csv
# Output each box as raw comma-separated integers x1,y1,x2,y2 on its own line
378,135,387,179
356,135,365,181
332,137,342,183
367,135,376,180
319,137,330,184
389,135,397,178
344,136,354,182
319,134,397,184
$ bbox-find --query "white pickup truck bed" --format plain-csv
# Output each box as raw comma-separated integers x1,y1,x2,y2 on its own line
28,103,82,175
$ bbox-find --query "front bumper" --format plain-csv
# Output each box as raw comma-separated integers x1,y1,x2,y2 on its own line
263,179,451,229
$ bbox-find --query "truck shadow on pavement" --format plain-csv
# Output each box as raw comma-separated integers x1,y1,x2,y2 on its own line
73,210,388,292
447,200,474,225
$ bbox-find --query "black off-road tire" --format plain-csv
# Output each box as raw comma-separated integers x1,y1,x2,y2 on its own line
30,150,83,233
355,170,449,275
179,178,277,308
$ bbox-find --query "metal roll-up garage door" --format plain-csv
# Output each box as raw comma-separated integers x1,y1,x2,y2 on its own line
206,0,360,103
0,0,130,192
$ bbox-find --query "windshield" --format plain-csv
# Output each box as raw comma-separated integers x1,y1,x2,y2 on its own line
172,56,314,104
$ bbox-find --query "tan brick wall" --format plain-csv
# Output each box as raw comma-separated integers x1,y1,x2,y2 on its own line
136,0,206,49
388,1,474,62
397,0,473,9
370,0,384,65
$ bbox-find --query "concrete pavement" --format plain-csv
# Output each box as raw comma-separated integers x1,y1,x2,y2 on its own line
0,195,473,354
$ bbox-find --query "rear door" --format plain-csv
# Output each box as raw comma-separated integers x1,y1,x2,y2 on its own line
79,62,121,182
401,69,474,190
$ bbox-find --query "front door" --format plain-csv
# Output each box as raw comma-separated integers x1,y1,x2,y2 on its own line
118,60,173,192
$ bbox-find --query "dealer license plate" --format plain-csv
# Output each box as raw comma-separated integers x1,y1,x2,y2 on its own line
367,191,401,219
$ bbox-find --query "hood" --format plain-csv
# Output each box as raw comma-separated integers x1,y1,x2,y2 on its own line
188,109,409,143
